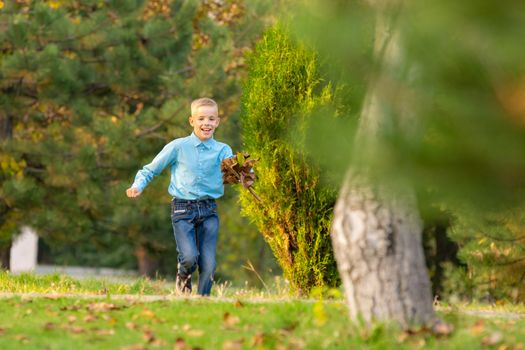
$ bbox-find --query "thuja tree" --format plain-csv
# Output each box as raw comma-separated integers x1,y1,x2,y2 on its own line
240,25,339,295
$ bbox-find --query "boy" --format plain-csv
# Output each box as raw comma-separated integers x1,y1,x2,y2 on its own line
126,97,233,296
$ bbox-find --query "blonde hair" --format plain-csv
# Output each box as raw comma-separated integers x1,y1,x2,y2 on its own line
191,97,218,116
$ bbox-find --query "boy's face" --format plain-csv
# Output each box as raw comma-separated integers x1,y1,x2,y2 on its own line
189,105,220,141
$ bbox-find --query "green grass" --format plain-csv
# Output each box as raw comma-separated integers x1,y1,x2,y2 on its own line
0,271,173,295
0,271,295,299
1,273,525,349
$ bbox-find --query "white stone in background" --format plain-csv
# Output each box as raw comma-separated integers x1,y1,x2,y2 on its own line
10,226,39,273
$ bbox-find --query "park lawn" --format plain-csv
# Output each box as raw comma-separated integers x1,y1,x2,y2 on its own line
0,296,524,350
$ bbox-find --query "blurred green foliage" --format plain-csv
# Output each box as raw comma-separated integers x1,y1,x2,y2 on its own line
289,0,525,302
239,24,341,295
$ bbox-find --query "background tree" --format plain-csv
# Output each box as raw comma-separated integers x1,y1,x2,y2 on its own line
240,25,342,295
0,0,277,280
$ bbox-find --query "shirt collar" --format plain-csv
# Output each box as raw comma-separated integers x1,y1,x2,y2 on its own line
190,132,214,149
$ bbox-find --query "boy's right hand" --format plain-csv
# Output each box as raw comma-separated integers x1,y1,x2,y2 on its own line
126,187,141,198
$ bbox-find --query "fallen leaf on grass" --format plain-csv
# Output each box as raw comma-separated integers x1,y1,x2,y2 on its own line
470,320,485,335
84,314,97,322
250,332,265,346
234,300,244,308
143,329,155,343
68,315,77,323
152,338,167,346
140,308,156,318
174,337,187,350
288,337,306,349
126,322,138,330
279,323,297,337
431,320,454,337
87,302,123,312
482,332,503,346
120,345,147,350
63,325,86,334
43,322,57,331
396,331,410,343
187,329,205,337
60,304,82,311
223,312,240,329
94,328,115,336
15,334,30,343
0,327,7,335
222,338,244,350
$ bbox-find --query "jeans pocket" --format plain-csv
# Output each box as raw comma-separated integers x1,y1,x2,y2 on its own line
172,203,190,219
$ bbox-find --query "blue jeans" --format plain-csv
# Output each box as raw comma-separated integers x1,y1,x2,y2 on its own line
171,198,219,296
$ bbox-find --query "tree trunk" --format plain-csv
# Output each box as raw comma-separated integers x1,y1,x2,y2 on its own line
0,246,10,270
0,115,13,271
330,0,435,327
331,175,434,326
135,244,159,278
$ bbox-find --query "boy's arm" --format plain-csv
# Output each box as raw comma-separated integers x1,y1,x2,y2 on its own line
126,141,178,198
220,145,234,161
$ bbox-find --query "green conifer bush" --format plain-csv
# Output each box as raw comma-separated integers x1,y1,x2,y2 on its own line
239,25,339,295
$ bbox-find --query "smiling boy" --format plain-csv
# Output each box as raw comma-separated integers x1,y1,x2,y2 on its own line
126,97,233,296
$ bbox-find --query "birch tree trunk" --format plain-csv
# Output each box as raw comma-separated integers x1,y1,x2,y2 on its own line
330,1,435,327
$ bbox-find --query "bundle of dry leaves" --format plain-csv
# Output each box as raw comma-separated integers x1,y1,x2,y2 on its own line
221,152,261,202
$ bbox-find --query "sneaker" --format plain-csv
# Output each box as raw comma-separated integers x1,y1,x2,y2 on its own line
176,273,192,294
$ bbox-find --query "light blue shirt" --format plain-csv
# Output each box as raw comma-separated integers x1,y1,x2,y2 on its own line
132,132,233,200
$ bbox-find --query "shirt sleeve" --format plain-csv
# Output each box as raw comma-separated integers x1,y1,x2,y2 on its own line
131,141,178,192
220,144,234,161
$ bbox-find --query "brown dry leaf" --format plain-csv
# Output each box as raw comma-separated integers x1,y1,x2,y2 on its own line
94,328,116,336
289,337,306,349
140,308,156,319
471,319,485,335
15,334,30,343
397,331,410,343
223,312,240,329
87,302,122,312
234,300,244,308
64,325,86,334
143,329,156,343
0,327,6,335
250,332,265,346
482,332,503,346
187,329,205,337
126,322,138,330
121,345,148,350
68,315,77,323
60,304,82,311
84,314,97,322
498,344,510,350
152,338,167,346
174,337,187,350
415,338,427,349
222,338,244,350
431,320,454,337
43,322,57,331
